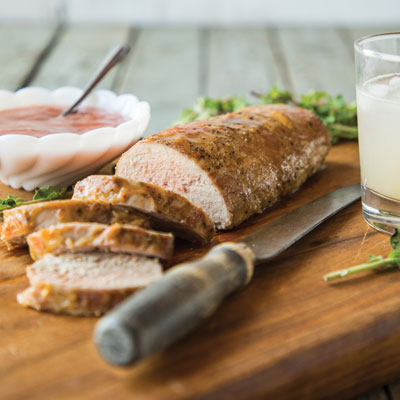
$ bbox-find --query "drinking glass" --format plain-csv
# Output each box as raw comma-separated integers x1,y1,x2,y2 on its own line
355,32,400,233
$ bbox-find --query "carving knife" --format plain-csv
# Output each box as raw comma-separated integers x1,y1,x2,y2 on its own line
94,183,360,366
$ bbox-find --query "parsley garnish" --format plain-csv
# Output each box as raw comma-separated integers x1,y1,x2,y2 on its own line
33,186,67,201
177,96,250,125
0,186,69,220
0,195,25,213
324,228,400,281
175,85,358,144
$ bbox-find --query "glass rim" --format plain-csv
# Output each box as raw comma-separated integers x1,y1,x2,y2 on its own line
354,32,400,62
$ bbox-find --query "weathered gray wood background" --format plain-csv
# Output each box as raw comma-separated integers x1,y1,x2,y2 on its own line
1,24,399,399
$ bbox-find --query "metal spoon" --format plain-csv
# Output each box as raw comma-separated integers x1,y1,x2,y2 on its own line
60,44,131,117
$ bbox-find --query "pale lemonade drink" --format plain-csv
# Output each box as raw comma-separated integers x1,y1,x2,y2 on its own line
355,32,400,233
357,73,400,200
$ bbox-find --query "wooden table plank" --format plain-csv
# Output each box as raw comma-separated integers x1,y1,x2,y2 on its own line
120,28,201,135
206,28,283,98
0,25,57,90
31,25,131,90
278,28,355,100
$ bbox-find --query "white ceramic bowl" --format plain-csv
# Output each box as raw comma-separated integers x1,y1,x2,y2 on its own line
0,87,150,191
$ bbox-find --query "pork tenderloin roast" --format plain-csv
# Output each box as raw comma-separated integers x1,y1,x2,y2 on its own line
116,105,331,229
73,175,214,243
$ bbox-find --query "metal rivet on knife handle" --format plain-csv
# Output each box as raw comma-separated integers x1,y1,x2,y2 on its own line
94,242,255,366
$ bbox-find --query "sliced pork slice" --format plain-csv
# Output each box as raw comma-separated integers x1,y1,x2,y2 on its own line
1,199,149,249
116,105,331,229
73,175,214,243
17,253,163,316
27,222,174,261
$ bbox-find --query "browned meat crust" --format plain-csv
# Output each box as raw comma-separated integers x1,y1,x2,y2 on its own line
1,200,149,249
27,222,174,261
116,104,331,229
17,284,134,317
73,175,215,243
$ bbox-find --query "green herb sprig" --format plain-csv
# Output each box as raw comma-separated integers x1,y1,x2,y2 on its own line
175,85,358,144
0,186,69,220
324,229,400,282
177,96,250,125
0,196,25,214
33,186,67,201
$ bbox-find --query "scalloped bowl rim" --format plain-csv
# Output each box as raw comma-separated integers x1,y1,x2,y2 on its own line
0,86,148,141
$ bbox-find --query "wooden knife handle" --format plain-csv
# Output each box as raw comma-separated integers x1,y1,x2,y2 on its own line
94,242,255,366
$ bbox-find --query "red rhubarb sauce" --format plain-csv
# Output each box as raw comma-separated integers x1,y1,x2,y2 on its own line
0,105,127,137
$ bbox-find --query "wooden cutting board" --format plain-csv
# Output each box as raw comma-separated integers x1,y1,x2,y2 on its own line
1,142,399,400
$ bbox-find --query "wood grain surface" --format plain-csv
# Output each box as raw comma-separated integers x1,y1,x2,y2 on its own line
2,141,400,400
1,24,399,400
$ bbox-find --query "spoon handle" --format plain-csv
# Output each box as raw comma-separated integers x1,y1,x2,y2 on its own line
61,44,131,117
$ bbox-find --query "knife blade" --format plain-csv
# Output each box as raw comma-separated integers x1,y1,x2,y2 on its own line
242,183,361,264
94,184,360,366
